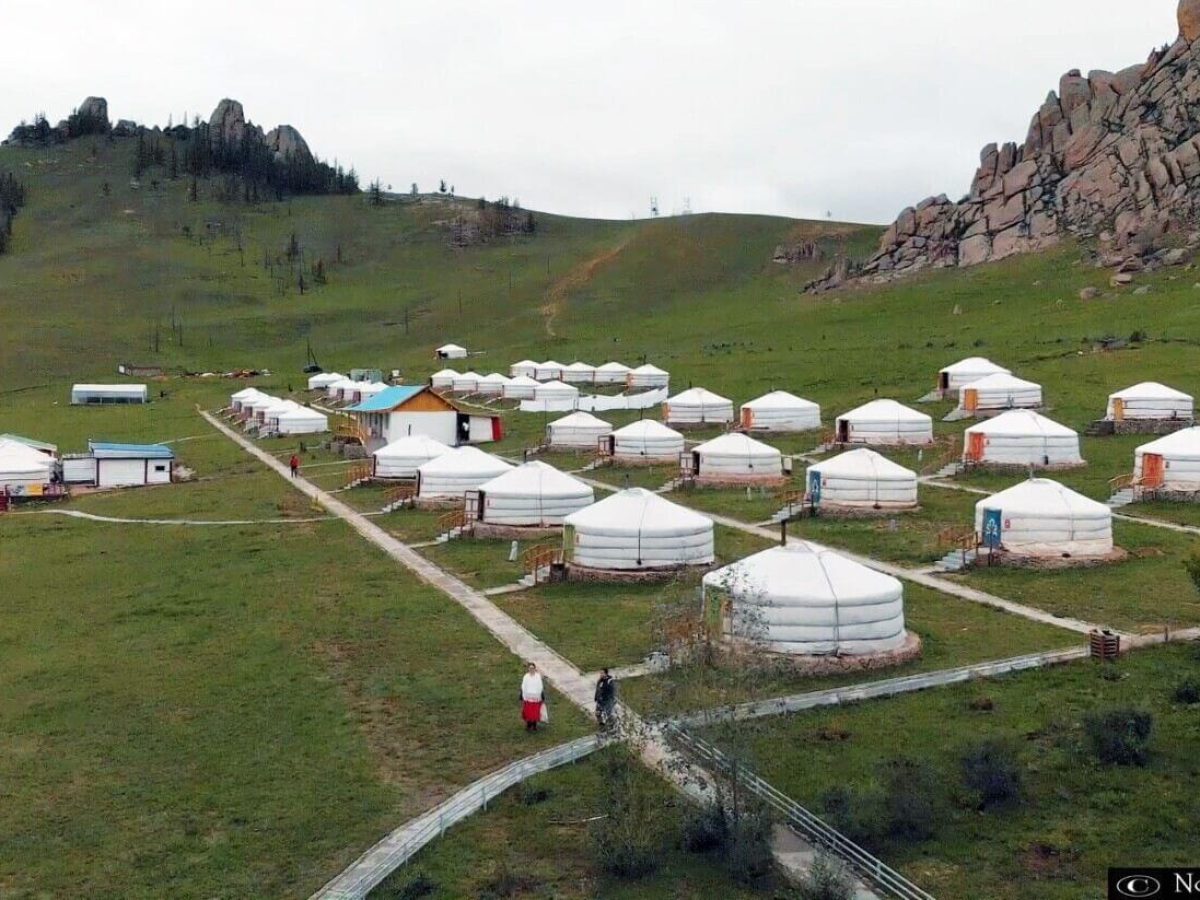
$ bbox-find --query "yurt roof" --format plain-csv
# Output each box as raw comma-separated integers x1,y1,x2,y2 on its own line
959,372,1041,391
596,361,631,372
231,387,263,400
551,411,610,429
0,439,54,471
418,446,514,475
437,343,467,353
264,399,303,414
479,460,592,496
965,409,1075,438
455,371,482,380
276,407,326,422
511,359,538,368
330,377,359,390
703,541,901,601
375,434,452,459
479,373,511,384
565,487,711,531
939,356,1010,375
694,433,781,457
743,390,819,410
810,448,915,479
537,381,580,395
977,478,1109,517
538,360,565,369
630,364,669,376
508,375,540,386
668,387,731,405
613,419,683,439
1110,381,1193,401
564,362,595,373
840,399,930,422
1136,426,1200,456
431,368,460,379
0,434,57,453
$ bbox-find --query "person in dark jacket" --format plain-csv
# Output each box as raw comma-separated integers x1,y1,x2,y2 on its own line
594,668,617,729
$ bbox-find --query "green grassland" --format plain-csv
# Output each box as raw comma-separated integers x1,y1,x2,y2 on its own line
701,644,1200,900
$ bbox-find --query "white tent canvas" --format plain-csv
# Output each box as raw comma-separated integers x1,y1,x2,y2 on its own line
547,411,612,449
740,391,821,432
327,377,357,401
610,420,685,462
594,362,631,385
705,542,907,656
417,446,513,498
535,361,566,381
374,435,452,479
1107,382,1194,421
436,343,468,359
509,360,538,379
835,400,933,446
627,364,670,390
1134,427,1200,491
0,439,53,487
807,449,918,510
957,373,1043,413
476,373,511,396
430,369,459,390
502,375,539,400
691,433,783,481
562,362,597,384
534,381,580,402
451,371,482,393
565,487,714,571
975,478,1113,558
964,410,1083,468
275,407,329,435
664,387,734,426
307,372,342,390
938,357,1010,394
478,461,594,526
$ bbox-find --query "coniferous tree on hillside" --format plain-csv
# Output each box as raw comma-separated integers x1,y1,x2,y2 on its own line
0,172,29,256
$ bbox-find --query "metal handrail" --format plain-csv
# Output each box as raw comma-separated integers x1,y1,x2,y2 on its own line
664,725,936,900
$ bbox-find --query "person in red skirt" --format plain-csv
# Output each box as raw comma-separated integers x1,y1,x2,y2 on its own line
289,453,300,478
520,663,545,731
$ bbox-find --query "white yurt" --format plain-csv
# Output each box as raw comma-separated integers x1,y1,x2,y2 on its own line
451,371,482,393
477,461,595,526
327,377,358,402
594,362,632,385
957,373,1043,414
806,449,918,510
502,375,539,400
938,357,1011,394
704,542,907,656
627,364,670,390
245,394,281,423
262,398,303,423
275,407,329,435
430,369,458,391
547,411,613,449
307,372,341,391
562,362,596,384
509,360,538,379
740,391,821,432
535,360,566,381
374,434,452,479
1107,382,1194,422
349,382,390,405
665,387,735,426
974,479,1113,558
1133,427,1200,491
609,420,686,462
476,373,511,396
835,400,933,445
0,439,54,488
436,343,469,360
564,488,714,572
691,433,784,483
416,446,514,499
533,380,580,403
963,410,1083,468
230,387,264,412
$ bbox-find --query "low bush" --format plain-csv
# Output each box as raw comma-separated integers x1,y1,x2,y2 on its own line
881,758,942,842
590,751,668,880
384,871,437,899
793,852,855,900
1084,708,1154,767
961,740,1023,810
680,802,727,854
724,802,775,886
1173,678,1200,705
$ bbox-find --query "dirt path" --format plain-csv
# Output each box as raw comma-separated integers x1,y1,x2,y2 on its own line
541,236,632,338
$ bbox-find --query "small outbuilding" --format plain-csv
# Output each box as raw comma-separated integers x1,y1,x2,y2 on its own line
664,387,734,427
436,343,469,360
65,442,175,488
563,487,714,574
1107,382,1194,423
547,411,612,449
1133,427,1200,492
974,479,1113,559
477,373,510,396
963,410,1083,468
704,542,909,656
535,361,566,381
594,362,631,385
937,357,1010,396
451,371,482,393
72,384,148,405
347,385,502,448
606,420,685,462
274,406,328,436
627,364,670,390
475,461,595,529
956,373,1043,415
502,375,539,400
416,446,513,501
835,400,933,446
806,449,918,512
740,391,821,432
373,435,452,479
689,433,784,485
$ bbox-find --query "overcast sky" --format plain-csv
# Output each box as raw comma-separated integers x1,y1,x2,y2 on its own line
4,0,1179,224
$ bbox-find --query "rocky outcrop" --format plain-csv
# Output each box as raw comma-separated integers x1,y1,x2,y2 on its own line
264,125,312,162
208,98,252,147
78,96,108,124
856,1,1200,282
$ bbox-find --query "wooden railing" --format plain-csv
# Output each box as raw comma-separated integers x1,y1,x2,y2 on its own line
345,463,371,488
921,436,961,476
438,508,468,534
936,525,977,551
1109,472,1136,491
521,544,563,584
386,483,417,506
334,419,370,446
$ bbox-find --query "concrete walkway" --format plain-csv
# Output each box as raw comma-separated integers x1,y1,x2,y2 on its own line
22,509,337,526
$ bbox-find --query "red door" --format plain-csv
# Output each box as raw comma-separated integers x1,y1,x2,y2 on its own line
491,417,504,442
1142,453,1166,488
966,432,986,463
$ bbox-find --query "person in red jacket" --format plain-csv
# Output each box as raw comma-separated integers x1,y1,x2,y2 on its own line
289,453,300,478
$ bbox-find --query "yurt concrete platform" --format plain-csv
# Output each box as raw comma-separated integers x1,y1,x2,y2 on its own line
607,456,679,467
1135,488,1200,503
695,475,789,488
472,522,561,540
1087,418,1195,436
814,503,921,518
722,630,922,677
566,563,707,584
413,496,466,510
981,546,1128,570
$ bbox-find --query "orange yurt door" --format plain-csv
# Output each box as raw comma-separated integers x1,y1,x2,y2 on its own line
963,389,979,413
741,408,754,430
966,432,986,463
1112,398,1125,422
1142,453,1166,488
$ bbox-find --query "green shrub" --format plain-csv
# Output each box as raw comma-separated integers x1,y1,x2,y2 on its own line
793,852,855,900
680,802,727,854
820,785,880,847
1084,708,1154,767
881,758,941,842
961,740,1023,810
590,751,667,880
383,871,437,899
1174,678,1200,705
724,802,775,886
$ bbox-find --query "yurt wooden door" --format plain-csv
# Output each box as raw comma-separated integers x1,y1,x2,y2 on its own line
962,388,979,413
836,420,849,443
1112,398,1125,421
966,432,986,463
740,408,754,430
1142,453,1166,488
597,435,614,457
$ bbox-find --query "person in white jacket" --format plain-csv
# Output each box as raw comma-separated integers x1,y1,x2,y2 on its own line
520,663,546,732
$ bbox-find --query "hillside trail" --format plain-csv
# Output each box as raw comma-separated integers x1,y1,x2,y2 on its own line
540,235,633,338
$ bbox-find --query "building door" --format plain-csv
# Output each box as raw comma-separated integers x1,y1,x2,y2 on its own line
1142,453,1166,488
966,432,986,463
456,414,471,445
939,372,950,392
836,420,849,443
1112,398,1125,422
962,389,979,413
740,408,754,430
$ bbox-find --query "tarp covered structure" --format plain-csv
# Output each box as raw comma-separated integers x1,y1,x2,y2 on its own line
1107,382,1194,421
974,478,1113,558
807,449,918,509
705,542,907,656
835,400,933,446
740,391,821,432
478,461,594,526
963,410,1083,467
565,487,714,571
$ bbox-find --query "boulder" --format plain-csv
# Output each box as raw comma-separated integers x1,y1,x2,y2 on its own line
1080,286,1101,300
1182,0,1200,42
79,96,108,122
264,125,312,162
209,98,247,147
